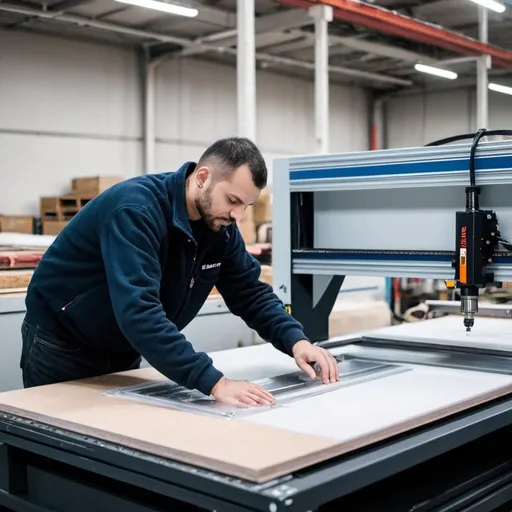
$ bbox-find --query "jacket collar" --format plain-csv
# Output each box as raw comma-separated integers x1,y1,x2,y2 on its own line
166,161,230,243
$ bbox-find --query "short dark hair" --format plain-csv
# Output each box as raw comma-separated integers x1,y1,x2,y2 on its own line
197,137,267,189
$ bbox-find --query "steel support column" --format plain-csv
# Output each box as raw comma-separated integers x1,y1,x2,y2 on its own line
237,0,256,141
309,5,333,153
477,6,490,130
371,98,385,150
143,49,157,175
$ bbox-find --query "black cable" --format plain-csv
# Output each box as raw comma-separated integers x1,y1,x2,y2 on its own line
426,129,512,147
427,128,512,190
468,130,512,249
426,129,512,251
469,128,487,188
426,127,512,198
425,132,477,146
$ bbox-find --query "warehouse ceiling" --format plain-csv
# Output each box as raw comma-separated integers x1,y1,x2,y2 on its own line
1,0,512,92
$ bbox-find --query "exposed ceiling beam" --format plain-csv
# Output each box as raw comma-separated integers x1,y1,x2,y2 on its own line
175,13,440,64
328,33,440,64
328,45,358,58
277,0,512,68
259,28,439,67
176,8,313,57
252,52,413,86
254,31,308,50
50,0,94,12
0,3,196,45
0,2,411,87
278,29,440,64
263,35,313,54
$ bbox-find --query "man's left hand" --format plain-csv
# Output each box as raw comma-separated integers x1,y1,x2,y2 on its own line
292,340,339,384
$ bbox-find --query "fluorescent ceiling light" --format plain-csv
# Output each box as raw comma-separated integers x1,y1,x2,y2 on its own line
414,63,458,80
468,0,506,12
115,0,198,17
489,82,512,95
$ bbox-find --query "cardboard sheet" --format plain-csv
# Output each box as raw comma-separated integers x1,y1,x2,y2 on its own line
0,369,337,482
0,342,511,482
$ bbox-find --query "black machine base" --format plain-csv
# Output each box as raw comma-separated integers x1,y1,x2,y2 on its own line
1,393,512,512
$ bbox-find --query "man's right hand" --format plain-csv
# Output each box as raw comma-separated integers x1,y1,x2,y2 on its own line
211,377,276,407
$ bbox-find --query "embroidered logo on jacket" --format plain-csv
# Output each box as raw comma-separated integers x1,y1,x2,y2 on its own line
202,262,221,270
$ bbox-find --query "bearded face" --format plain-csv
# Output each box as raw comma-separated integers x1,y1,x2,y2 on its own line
192,164,262,232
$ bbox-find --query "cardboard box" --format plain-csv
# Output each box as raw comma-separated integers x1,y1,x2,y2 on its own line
72,176,123,196
0,215,34,234
43,220,68,236
253,188,272,225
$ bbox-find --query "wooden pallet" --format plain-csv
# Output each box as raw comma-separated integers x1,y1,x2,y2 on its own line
40,193,95,221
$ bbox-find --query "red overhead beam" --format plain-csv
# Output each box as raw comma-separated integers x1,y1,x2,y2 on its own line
277,0,512,68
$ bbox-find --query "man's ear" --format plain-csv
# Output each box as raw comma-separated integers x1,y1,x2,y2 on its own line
195,166,210,189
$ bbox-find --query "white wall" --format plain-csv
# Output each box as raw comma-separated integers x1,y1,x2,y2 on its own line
154,58,370,181
0,30,142,216
385,86,512,149
0,29,370,217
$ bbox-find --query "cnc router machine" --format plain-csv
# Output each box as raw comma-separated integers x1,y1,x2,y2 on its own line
1,132,512,512
272,130,512,340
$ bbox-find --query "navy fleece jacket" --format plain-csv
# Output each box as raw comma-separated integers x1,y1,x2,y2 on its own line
25,162,308,395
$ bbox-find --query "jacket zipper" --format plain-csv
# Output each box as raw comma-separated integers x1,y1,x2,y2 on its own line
173,244,199,321
171,231,216,322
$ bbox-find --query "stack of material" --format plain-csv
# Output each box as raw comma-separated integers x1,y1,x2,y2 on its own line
0,215,34,234
0,252,42,269
0,270,33,294
0,233,55,294
41,176,123,235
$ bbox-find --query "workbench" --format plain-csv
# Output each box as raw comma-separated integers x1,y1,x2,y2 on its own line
1,316,512,512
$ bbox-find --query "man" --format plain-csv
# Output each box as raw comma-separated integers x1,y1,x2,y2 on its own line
21,137,339,406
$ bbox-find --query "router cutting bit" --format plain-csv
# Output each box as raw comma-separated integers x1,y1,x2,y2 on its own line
460,287,478,332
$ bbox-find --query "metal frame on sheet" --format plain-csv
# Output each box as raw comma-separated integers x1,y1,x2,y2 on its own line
1,391,512,511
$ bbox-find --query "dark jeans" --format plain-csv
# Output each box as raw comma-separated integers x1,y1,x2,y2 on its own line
20,317,141,388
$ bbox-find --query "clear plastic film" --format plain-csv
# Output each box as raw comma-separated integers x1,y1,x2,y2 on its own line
103,355,409,419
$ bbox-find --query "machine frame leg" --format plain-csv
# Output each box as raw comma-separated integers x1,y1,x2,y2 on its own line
290,191,344,343
291,273,344,343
